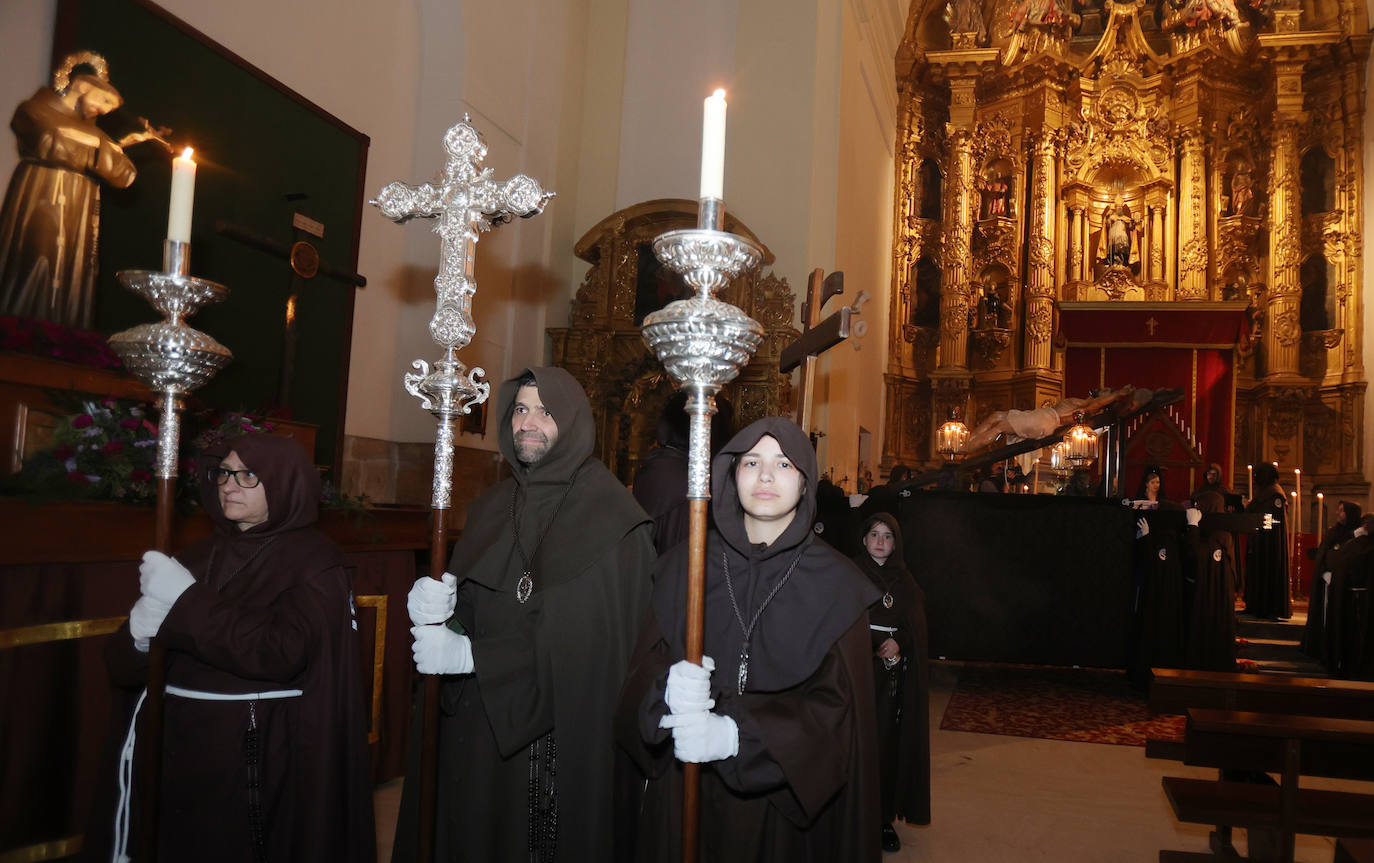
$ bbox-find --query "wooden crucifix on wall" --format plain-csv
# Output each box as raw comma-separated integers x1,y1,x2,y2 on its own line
779,267,868,440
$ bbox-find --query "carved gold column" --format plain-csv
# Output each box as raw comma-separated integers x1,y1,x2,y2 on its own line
890,92,923,379
1024,132,1056,369
1265,116,1303,379
1067,206,1081,282
937,125,975,371
1176,128,1208,300
1150,203,1164,283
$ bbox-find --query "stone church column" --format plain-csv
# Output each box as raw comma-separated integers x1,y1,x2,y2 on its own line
1176,129,1209,300
937,127,975,371
1023,132,1056,370
1265,117,1303,378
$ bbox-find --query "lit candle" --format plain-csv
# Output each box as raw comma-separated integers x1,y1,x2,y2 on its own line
1316,492,1324,537
699,89,727,200
1294,469,1301,536
168,147,197,244
1247,464,1253,500
1290,491,1298,549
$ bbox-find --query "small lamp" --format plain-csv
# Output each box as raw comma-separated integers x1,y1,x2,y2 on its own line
1063,411,1097,468
1050,441,1070,477
936,407,970,461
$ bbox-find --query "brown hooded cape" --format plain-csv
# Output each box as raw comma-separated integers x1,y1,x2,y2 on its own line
852,512,931,826
96,433,375,863
615,416,882,862
392,366,655,863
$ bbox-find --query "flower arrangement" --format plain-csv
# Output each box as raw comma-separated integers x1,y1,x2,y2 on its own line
0,315,124,369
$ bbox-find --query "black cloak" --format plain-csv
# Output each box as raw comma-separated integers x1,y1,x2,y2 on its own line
1183,493,1237,672
392,366,655,863
1129,511,1187,685
95,434,375,862
616,416,882,862
1311,524,1374,676
1243,478,1291,620
1301,502,1360,662
852,512,930,826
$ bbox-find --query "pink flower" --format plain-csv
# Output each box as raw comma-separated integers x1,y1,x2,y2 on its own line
103,440,124,455
130,468,152,483
142,419,158,435
53,445,75,460
72,414,93,429
120,418,140,429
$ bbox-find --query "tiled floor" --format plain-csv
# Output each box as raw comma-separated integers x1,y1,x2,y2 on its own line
374,661,1353,862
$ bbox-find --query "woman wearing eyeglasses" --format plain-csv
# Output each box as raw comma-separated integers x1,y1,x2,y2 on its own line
94,434,375,862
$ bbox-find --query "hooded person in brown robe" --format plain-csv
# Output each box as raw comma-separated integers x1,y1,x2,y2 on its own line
392,366,655,863
852,512,930,852
615,416,882,862
94,433,375,863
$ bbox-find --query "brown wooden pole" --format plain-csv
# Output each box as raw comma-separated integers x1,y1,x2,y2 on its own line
417,511,449,863
681,497,709,863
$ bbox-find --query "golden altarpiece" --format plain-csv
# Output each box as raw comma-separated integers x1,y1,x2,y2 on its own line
885,0,1370,498
549,199,799,484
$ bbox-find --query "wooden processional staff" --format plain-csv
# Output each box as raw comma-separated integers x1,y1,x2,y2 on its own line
108,237,234,861
372,116,551,863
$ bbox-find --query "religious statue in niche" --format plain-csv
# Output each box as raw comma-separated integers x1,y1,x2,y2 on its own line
1099,197,1142,268
0,52,172,330
1228,162,1254,216
979,176,1012,219
1010,0,1072,30
976,281,1012,329
1174,0,1242,29
946,0,989,41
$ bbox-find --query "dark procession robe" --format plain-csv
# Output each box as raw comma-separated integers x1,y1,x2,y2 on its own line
1243,486,1291,619
616,417,882,862
852,513,930,827
1183,523,1237,672
1129,510,1186,684
92,434,375,863
392,367,655,863
1301,523,1354,663
1313,533,1374,677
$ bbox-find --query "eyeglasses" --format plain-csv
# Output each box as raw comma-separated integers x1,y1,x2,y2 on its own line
213,467,261,489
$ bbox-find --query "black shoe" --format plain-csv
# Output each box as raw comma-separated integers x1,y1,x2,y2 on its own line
881,823,901,853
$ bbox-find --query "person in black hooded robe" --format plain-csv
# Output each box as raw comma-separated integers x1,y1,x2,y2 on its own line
852,512,930,853
1129,468,1186,684
1316,513,1374,676
632,391,734,554
1183,493,1237,671
1243,463,1291,620
1301,500,1360,663
92,434,375,863
392,367,655,863
615,417,882,862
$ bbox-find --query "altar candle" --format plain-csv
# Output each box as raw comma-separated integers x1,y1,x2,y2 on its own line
1317,492,1325,537
1247,464,1253,500
1290,491,1298,548
1294,469,1302,535
167,147,197,244
700,89,727,200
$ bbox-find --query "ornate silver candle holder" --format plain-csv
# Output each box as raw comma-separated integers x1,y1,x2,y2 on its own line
108,240,233,477
641,199,765,498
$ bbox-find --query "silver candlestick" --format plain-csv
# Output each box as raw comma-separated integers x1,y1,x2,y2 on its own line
108,240,233,481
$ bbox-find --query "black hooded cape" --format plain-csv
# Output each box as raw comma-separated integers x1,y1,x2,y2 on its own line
852,512,930,826
1243,482,1291,620
392,366,655,863
92,433,375,862
615,416,882,862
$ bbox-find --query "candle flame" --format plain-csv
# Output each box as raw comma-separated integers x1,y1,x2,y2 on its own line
181,147,194,160
711,88,726,99
1295,468,1301,474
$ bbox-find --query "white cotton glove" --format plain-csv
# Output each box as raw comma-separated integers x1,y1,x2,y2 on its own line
407,572,457,625
138,551,195,607
128,595,173,652
410,625,474,675
664,656,716,715
659,710,739,763
1355,526,1369,539
1186,508,1202,527
1136,517,1149,539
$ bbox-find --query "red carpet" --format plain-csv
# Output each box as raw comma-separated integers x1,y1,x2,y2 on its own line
939,664,1186,747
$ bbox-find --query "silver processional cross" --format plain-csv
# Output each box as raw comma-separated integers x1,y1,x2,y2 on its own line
372,116,552,509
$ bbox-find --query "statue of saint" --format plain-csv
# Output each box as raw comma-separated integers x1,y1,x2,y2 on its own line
977,282,1011,329
1229,163,1254,217
0,53,169,330
1099,197,1141,268
947,0,989,39
981,177,1010,218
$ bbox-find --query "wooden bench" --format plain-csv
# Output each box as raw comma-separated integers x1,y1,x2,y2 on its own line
1336,839,1374,863
1160,709,1374,863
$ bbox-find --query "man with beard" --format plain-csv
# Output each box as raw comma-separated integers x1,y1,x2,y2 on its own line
392,367,656,863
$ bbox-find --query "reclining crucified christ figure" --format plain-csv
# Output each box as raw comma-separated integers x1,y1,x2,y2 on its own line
962,385,1134,454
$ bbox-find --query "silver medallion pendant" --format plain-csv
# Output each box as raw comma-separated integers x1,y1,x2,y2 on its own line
516,572,533,604
737,646,750,695
882,593,894,609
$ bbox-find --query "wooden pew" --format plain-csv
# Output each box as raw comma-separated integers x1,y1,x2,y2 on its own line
1160,709,1374,863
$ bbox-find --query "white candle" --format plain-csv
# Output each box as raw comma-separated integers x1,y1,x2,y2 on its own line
699,89,727,200
1317,492,1324,536
1290,491,1298,549
1294,469,1301,536
1247,464,1253,500
167,147,197,244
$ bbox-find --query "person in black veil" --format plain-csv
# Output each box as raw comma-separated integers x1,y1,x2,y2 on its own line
1243,463,1291,620
1183,492,1237,671
852,513,929,853
1129,472,1186,686
1313,513,1374,676
615,417,882,861
1301,499,1360,662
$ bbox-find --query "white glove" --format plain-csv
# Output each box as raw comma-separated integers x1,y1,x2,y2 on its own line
1135,517,1149,539
407,572,457,625
128,595,172,652
410,625,474,675
659,710,739,763
1186,508,1202,527
139,551,195,607
665,656,716,715
1355,526,1368,539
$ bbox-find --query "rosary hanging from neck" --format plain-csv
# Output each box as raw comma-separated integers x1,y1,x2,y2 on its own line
722,548,806,694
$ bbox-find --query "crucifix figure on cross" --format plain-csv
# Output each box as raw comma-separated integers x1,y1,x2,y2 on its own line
1146,316,1160,336
779,267,869,440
